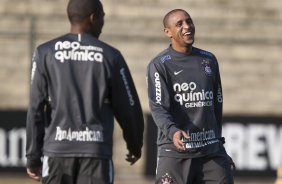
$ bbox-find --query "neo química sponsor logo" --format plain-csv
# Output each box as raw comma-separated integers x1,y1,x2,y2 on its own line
173,82,213,108
54,41,103,63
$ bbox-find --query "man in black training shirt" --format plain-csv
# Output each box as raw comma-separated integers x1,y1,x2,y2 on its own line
26,0,144,183
147,9,234,184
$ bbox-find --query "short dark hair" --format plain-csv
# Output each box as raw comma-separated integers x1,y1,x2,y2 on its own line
67,0,103,24
163,9,188,28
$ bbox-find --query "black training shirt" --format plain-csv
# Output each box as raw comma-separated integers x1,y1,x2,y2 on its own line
26,33,144,167
147,46,223,158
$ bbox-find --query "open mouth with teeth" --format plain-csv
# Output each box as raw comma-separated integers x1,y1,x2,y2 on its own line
183,31,194,42
182,30,194,45
184,31,193,36
184,32,191,35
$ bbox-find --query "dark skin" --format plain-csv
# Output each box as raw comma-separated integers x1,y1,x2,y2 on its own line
70,13,105,38
26,6,139,183
27,167,41,182
163,10,236,170
164,10,195,54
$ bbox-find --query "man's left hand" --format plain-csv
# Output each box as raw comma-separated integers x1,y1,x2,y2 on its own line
125,152,140,165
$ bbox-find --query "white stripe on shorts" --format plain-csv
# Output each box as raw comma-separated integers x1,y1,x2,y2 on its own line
42,156,49,178
156,157,159,175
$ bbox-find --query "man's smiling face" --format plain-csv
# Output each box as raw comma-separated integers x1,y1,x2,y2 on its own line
164,10,195,51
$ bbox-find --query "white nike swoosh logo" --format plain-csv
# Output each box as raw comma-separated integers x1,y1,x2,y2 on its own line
174,70,183,75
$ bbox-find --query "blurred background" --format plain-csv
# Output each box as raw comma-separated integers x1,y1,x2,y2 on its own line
0,0,282,183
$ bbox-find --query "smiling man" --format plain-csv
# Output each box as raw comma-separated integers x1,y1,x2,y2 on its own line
147,9,234,184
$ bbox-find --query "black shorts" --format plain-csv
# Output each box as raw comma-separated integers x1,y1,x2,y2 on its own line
155,153,234,184
42,156,114,184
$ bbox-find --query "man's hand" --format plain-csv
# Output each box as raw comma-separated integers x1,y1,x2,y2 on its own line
27,167,42,182
125,152,140,165
173,130,190,151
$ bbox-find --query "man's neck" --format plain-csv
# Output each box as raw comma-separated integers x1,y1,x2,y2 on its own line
70,25,85,34
171,44,192,54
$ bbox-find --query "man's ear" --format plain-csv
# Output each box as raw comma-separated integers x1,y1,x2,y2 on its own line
89,13,96,24
164,27,172,38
